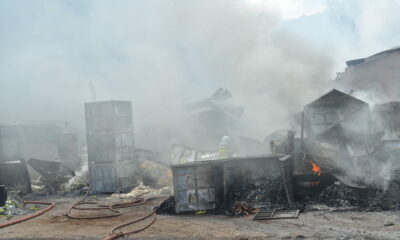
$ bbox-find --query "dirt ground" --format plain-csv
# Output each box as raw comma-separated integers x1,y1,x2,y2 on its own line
1,196,400,240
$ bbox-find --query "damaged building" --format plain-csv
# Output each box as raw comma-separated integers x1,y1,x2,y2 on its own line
335,46,400,102
3,89,400,239
184,88,244,151
303,89,372,137
0,122,79,192
173,88,267,163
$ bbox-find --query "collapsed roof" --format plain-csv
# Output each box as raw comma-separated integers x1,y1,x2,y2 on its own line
184,88,244,150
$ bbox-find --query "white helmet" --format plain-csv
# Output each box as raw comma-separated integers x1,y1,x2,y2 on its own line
219,135,231,146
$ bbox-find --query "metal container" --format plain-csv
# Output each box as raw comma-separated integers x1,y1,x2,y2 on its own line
85,100,137,193
89,160,138,193
87,130,135,163
172,154,292,213
85,101,134,134
172,160,224,213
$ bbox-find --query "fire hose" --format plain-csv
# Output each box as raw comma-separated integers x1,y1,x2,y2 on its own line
0,201,55,229
66,190,166,240
102,208,157,240
66,198,148,219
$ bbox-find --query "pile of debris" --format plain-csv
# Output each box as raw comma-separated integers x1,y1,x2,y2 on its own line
0,194,39,220
361,180,400,210
156,196,175,215
226,176,288,215
224,174,400,215
295,179,400,211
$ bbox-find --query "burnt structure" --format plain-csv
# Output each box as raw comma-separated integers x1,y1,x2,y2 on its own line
304,89,372,137
0,122,62,162
171,155,293,213
85,100,138,193
299,90,373,178
167,88,400,214
185,88,244,150
335,46,400,101
0,160,31,192
0,122,79,191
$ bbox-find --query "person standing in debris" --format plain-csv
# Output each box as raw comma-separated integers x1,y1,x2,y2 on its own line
218,135,234,158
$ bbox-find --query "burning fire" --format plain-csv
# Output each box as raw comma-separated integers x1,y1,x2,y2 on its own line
310,161,322,176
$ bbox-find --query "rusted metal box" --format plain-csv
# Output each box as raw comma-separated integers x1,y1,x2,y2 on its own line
172,155,292,213
85,100,137,193
172,160,224,213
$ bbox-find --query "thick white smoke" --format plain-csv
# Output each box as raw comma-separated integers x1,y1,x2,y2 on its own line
0,0,335,154
8,0,394,154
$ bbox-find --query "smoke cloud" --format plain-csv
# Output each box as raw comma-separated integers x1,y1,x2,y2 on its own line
0,0,337,154
285,0,400,70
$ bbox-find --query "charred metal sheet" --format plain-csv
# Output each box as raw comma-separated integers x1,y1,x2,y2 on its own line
0,160,31,192
253,209,300,220
27,158,75,180
0,185,7,207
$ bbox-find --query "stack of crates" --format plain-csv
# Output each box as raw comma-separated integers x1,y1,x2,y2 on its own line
85,100,138,193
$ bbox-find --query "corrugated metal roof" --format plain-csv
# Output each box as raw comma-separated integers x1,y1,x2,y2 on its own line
306,89,367,107
346,46,400,67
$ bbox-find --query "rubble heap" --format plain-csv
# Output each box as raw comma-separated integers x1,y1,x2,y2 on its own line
0,194,39,219
316,184,360,207
156,196,175,215
224,175,400,214
226,176,288,214
297,179,400,211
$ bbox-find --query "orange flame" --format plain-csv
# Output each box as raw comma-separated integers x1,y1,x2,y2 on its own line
310,161,322,176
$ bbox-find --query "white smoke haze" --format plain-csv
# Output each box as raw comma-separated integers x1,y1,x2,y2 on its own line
0,0,399,155
285,0,400,70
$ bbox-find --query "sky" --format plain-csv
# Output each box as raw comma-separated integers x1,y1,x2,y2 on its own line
1,0,400,151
